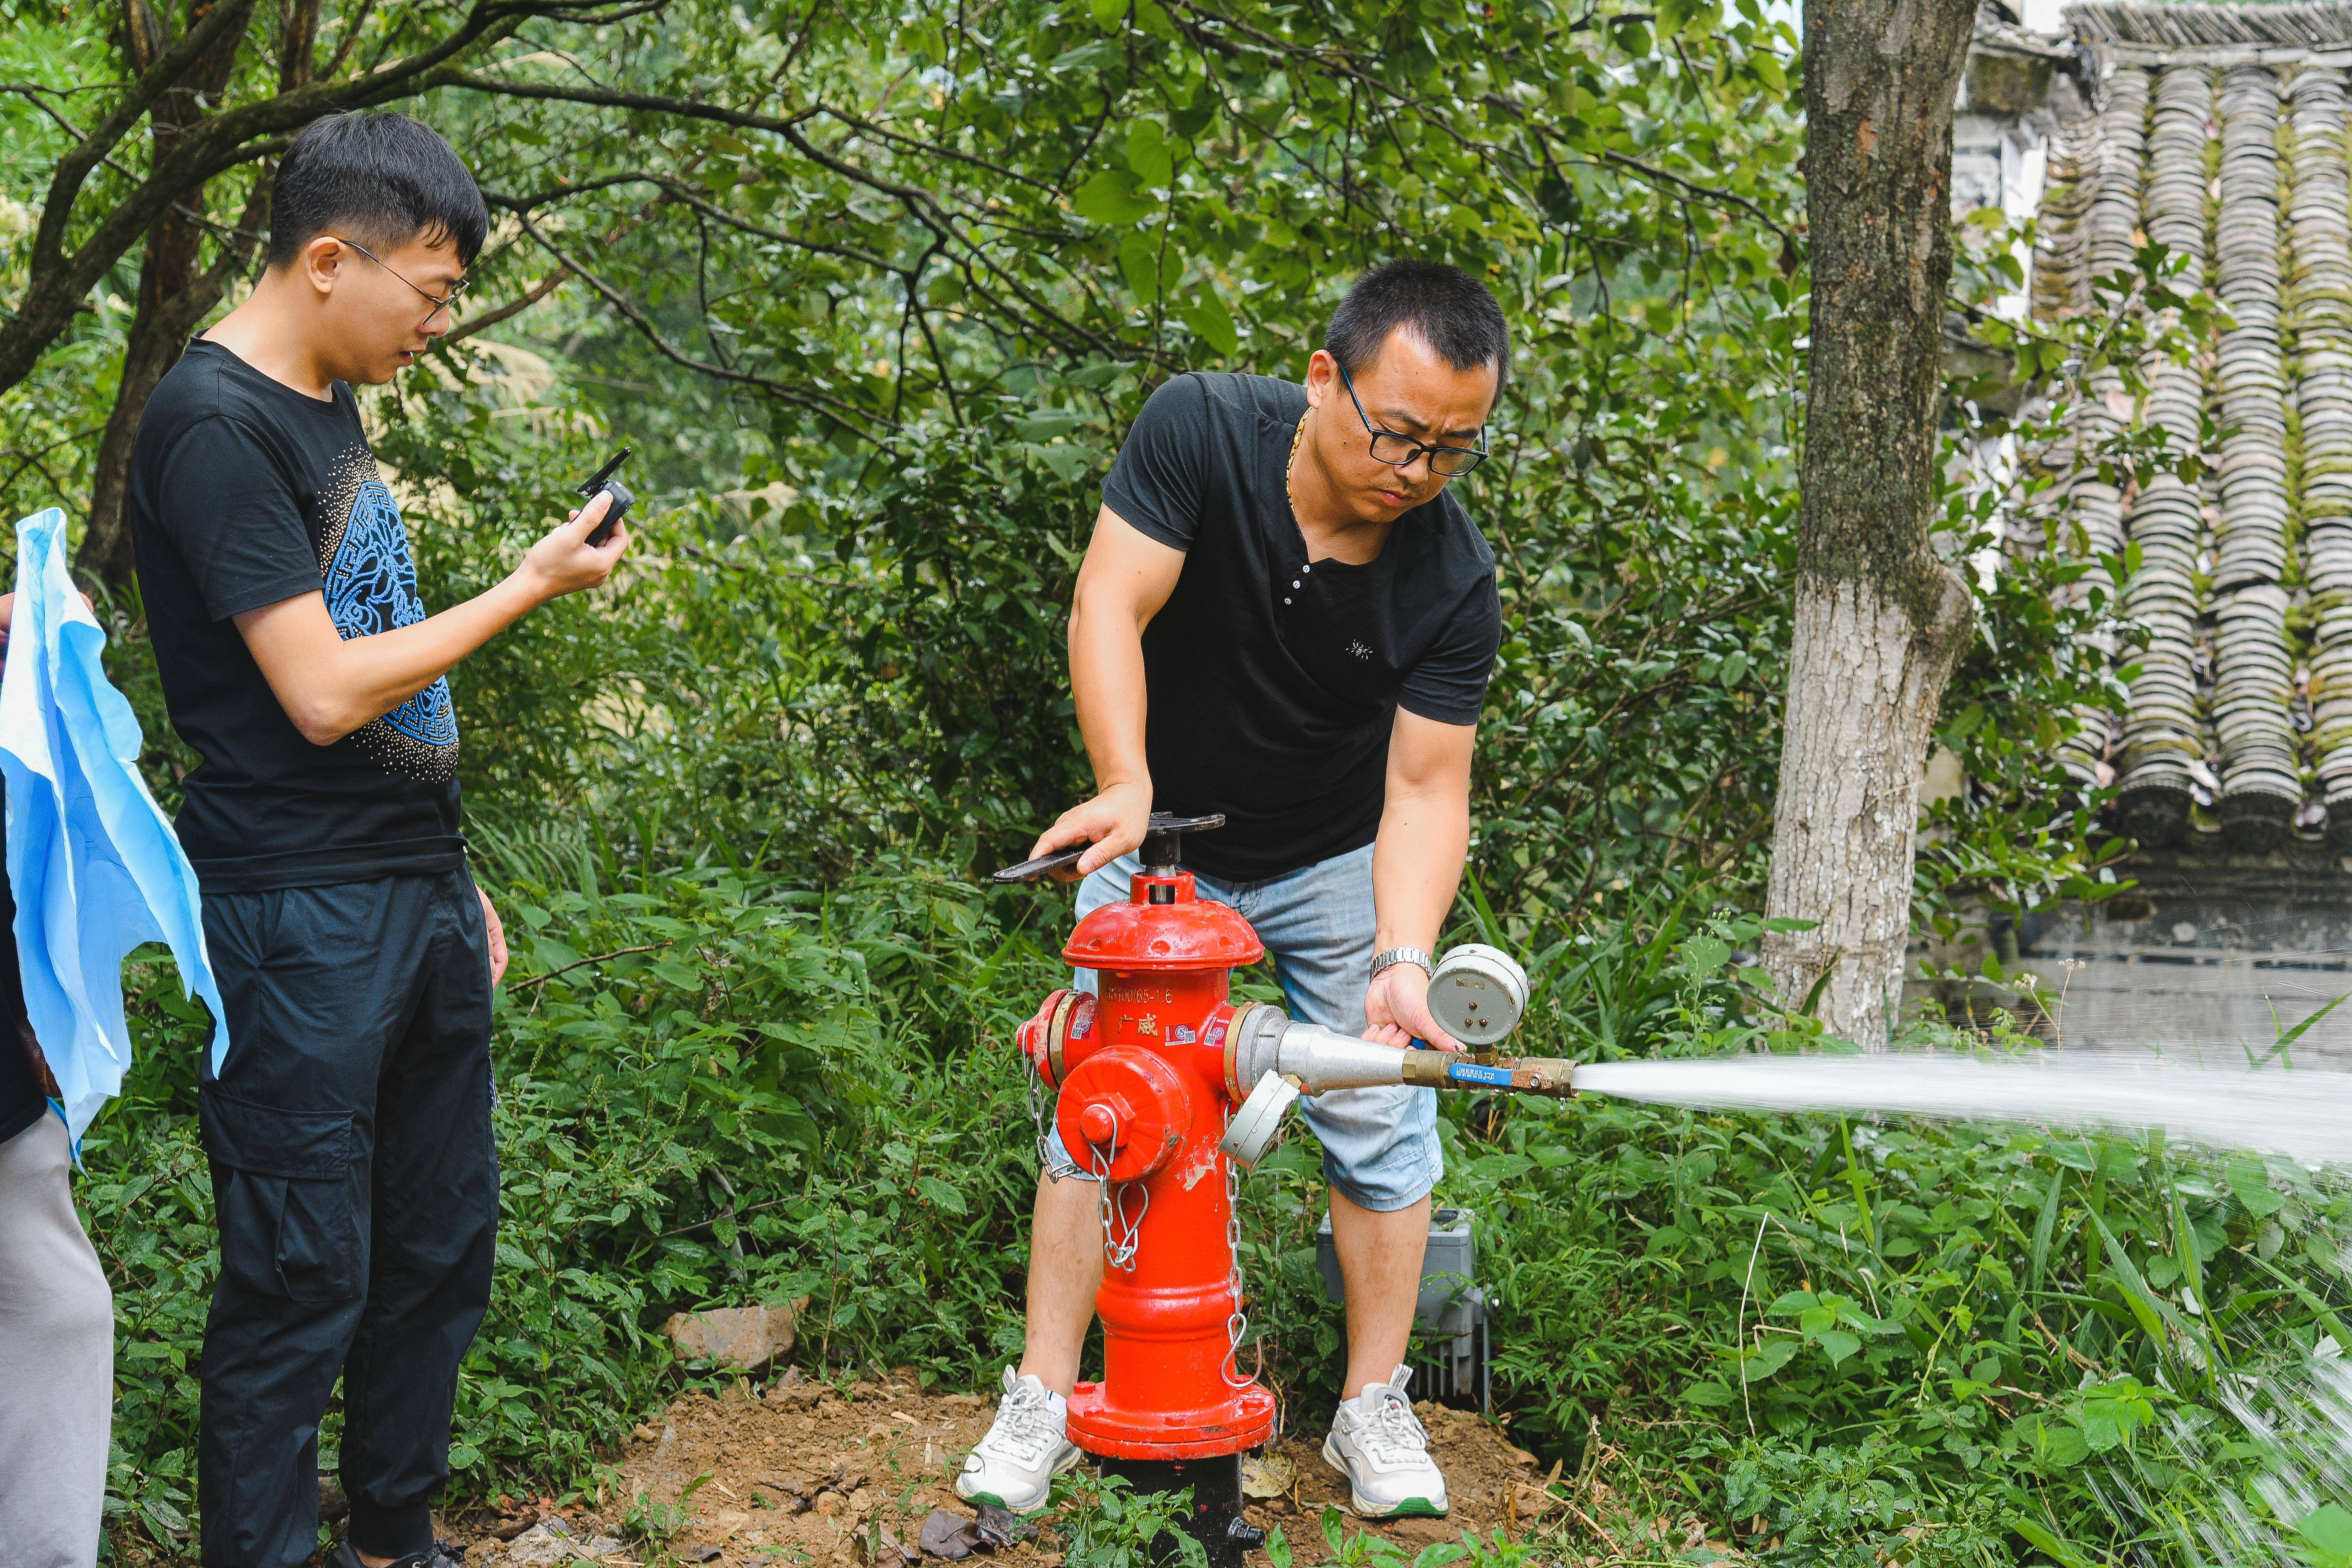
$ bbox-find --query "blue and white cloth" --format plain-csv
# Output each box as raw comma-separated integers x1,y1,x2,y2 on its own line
0,507,227,1143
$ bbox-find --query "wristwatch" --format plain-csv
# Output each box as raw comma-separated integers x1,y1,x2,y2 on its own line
1369,946,1433,983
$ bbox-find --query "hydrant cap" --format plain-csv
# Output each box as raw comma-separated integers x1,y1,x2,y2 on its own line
1064,887,1264,970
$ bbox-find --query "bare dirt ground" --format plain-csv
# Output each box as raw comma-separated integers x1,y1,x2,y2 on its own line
445,1372,1624,1568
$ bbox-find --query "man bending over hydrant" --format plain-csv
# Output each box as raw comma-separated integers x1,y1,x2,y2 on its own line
957,261,1508,1521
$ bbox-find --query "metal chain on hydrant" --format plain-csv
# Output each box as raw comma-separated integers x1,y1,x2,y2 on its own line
1086,1107,1147,1272
1221,1105,1261,1387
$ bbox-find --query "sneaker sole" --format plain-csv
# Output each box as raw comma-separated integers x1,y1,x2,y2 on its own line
1320,1434,1449,1519
955,1443,1084,1515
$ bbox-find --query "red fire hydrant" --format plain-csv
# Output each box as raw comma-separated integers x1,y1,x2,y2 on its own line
999,815,1572,1563
1012,816,1273,1564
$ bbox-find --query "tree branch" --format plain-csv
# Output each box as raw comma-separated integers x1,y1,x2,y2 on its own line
1593,148,1796,250
441,70,823,137
29,0,261,279
509,209,895,441
437,265,572,347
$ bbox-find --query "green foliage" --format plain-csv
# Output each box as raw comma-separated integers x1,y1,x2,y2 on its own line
624,1470,713,1547
1054,1473,1208,1568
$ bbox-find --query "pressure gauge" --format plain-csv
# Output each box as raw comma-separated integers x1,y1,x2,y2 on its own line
1426,944,1530,1047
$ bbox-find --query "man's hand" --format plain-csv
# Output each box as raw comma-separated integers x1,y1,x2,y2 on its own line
235,486,633,747
517,489,630,604
478,888,508,986
1363,961,1464,1052
1029,780,1152,881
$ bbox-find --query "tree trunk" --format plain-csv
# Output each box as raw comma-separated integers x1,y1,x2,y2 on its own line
1761,0,1980,1045
78,0,308,591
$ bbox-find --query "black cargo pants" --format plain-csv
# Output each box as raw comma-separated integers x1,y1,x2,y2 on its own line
196,868,497,1568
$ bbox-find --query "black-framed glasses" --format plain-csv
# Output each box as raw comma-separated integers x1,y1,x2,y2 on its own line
1336,360,1489,477
330,235,470,328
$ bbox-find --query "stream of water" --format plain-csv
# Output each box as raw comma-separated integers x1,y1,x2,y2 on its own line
1571,1049,2352,1165
1570,1046,2352,1560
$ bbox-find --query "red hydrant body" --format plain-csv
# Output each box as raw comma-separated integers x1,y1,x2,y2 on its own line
1016,862,1278,1460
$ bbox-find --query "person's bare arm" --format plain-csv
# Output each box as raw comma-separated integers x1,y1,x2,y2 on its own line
1026,507,1185,877
1362,708,1477,1051
236,493,628,746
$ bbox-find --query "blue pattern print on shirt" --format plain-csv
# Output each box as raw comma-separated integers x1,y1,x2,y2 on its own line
322,477,460,770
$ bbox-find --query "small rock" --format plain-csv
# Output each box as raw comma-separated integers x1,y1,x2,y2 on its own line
848,1486,880,1513
317,1472,350,1524
767,1382,822,1410
1239,1453,1294,1498
919,1507,981,1559
1508,1447,1538,1467
632,1424,660,1443
663,1426,678,1444
489,1517,536,1542
663,1300,810,1372
973,1504,1026,1549
691,1549,723,1564
1513,1481,1564,1516
816,1491,845,1516
504,1520,628,1567
940,1394,985,1409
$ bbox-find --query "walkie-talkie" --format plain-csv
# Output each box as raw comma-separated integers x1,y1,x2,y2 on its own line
576,447,634,546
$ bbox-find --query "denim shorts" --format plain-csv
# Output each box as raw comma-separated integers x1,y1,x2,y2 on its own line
1039,842,1443,1213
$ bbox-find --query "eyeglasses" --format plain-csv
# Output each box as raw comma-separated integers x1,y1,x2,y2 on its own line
1336,360,1490,477
329,235,470,329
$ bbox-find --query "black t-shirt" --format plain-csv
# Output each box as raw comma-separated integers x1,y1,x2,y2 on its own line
1101,372,1501,882
128,340,463,891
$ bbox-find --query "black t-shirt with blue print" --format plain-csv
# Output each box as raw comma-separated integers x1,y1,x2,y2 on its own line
128,339,463,891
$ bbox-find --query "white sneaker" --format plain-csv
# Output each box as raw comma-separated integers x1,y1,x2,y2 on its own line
1321,1365,1449,1518
954,1367,1083,1514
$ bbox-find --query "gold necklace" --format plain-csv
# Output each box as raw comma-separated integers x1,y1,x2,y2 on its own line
1284,410,1308,522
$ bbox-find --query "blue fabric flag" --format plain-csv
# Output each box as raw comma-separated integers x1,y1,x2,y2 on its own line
0,507,228,1144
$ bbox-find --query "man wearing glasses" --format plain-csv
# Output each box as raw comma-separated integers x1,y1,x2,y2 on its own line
958,262,1507,1521
126,113,626,1568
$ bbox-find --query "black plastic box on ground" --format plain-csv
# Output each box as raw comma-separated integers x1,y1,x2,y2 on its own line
1313,1207,1491,1413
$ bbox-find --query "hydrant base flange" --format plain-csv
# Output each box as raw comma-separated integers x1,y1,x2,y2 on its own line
1066,1381,1277,1459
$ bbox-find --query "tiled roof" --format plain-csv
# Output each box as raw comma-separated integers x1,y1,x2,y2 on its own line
2035,9,2352,850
